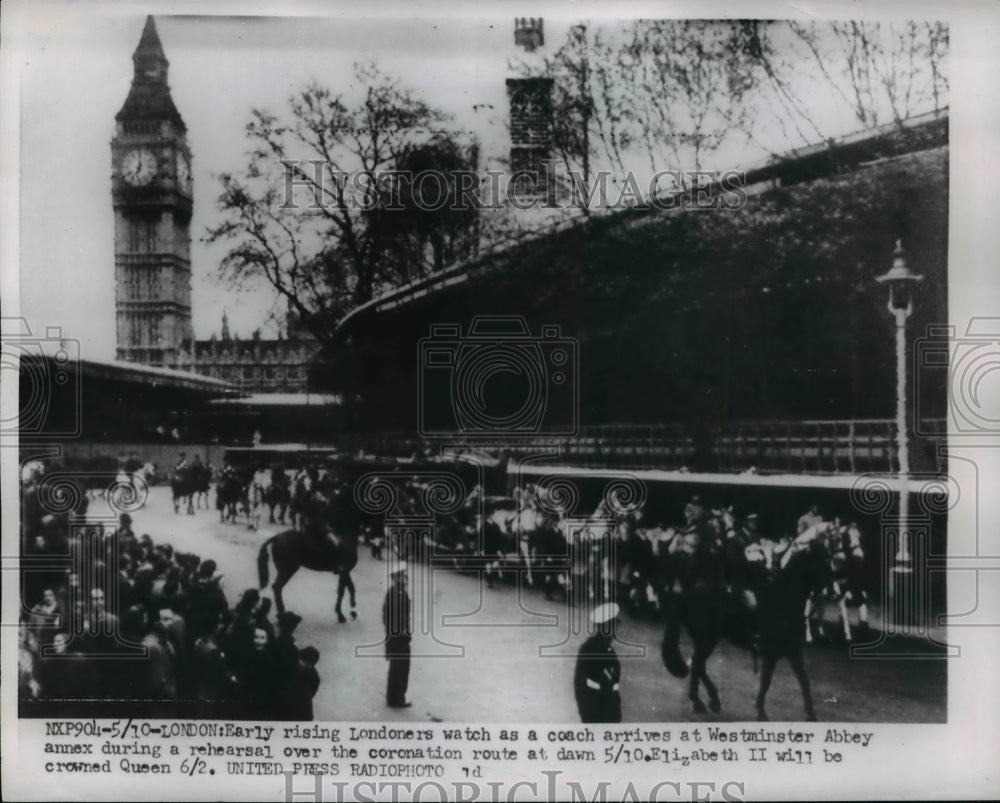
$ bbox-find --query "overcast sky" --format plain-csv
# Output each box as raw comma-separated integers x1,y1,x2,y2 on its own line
16,10,552,359
5,3,981,364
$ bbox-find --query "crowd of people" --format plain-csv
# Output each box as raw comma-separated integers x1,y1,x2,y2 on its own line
18,454,872,720
19,466,322,718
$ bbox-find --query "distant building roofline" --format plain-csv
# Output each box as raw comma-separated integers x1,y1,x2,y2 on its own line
209,392,344,407
76,357,238,394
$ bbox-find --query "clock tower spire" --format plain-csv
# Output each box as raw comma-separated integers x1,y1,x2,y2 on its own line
111,15,193,367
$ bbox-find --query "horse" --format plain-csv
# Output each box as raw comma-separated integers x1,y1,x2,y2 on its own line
190,463,212,509
257,528,349,616
170,466,195,515
288,472,314,531
264,468,291,525
333,530,360,624
808,524,870,644
239,470,271,530
615,521,659,617
752,535,832,720
661,522,753,714
216,470,244,524
661,525,831,721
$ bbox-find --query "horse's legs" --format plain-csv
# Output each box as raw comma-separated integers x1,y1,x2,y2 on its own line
272,567,295,616
335,572,348,623
688,647,707,714
698,643,722,714
187,494,194,515
268,503,276,525
804,594,817,643
345,571,357,611
857,595,869,629
839,596,852,642
788,648,818,721
755,653,778,721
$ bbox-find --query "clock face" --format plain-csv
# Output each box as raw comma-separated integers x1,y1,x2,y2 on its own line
176,153,191,192
121,148,158,186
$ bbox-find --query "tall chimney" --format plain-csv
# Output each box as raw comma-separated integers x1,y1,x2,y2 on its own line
508,18,552,203
514,18,544,52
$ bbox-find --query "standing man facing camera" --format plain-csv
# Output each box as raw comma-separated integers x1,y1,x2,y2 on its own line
384,560,412,708
574,602,622,723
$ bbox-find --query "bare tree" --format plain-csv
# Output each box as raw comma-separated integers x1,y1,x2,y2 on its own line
777,21,948,132
519,20,758,204
205,63,478,342
515,19,948,205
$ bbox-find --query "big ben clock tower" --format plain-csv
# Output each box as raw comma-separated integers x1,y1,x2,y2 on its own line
112,16,193,367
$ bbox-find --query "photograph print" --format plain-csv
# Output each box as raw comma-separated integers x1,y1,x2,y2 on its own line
12,9,951,724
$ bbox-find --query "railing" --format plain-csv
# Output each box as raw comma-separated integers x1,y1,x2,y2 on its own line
341,419,947,476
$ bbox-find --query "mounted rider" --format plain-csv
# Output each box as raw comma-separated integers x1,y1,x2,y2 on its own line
270,462,289,491
724,512,758,608
300,495,336,552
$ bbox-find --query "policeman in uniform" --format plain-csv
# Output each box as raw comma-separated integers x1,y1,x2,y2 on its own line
574,602,622,723
383,560,412,708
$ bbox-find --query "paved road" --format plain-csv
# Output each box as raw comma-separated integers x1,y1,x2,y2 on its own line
109,487,947,723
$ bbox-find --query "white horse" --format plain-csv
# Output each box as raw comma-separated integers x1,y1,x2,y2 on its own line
21,460,46,486
243,468,271,530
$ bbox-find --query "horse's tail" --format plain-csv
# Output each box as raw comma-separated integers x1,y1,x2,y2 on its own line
258,535,277,589
660,596,690,678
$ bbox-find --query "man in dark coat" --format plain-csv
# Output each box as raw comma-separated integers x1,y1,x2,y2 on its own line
272,611,303,717
383,561,412,708
574,602,622,723
286,646,321,721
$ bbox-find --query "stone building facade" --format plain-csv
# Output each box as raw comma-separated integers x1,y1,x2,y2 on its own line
177,310,316,393
111,17,318,393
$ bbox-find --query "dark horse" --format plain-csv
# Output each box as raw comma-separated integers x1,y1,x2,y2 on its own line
216,470,244,524
333,531,359,624
661,536,830,721
171,466,195,515
264,469,291,525
257,528,358,617
191,463,212,510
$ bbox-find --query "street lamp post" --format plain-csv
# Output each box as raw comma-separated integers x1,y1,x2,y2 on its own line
875,239,922,629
